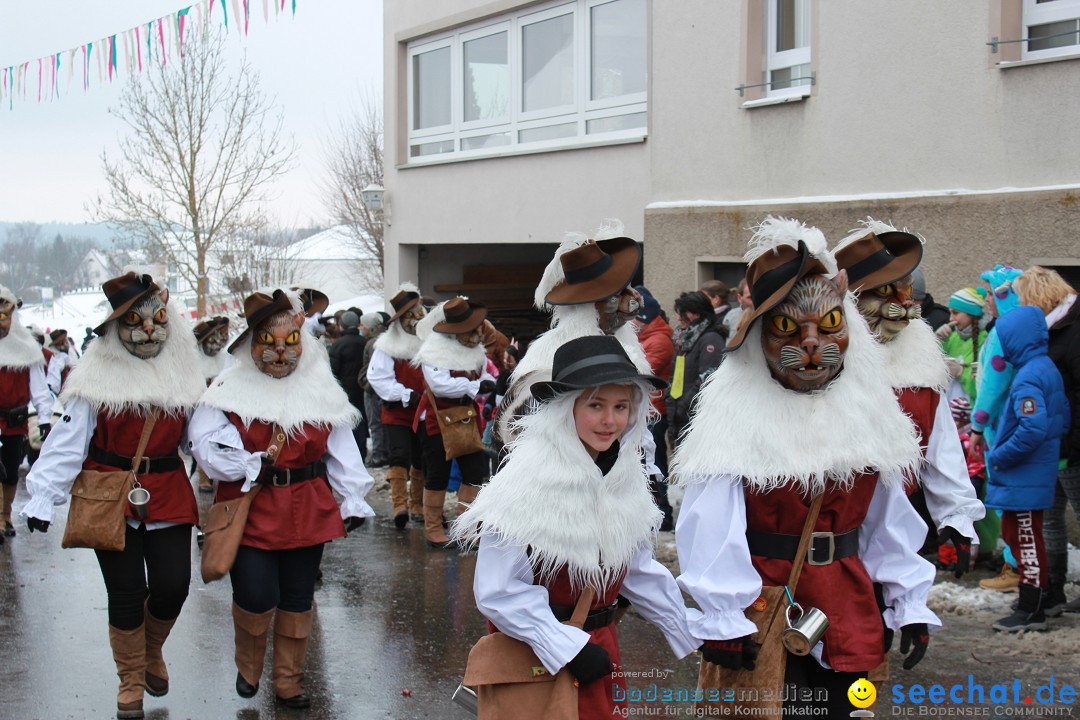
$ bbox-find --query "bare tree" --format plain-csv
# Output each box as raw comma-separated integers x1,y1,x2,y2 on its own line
321,89,384,287
1,223,42,295
93,28,294,316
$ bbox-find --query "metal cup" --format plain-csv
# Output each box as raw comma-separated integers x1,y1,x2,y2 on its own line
128,486,151,521
451,682,477,715
782,604,829,656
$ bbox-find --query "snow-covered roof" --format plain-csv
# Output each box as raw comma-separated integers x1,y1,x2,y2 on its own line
286,226,379,262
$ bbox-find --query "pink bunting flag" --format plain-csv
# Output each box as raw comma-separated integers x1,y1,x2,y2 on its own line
159,18,166,67
38,58,42,102
243,0,249,36
135,26,142,71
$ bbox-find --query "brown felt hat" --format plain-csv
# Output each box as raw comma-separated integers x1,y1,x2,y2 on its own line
95,272,163,335
725,241,833,352
388,289,422,323
834,229,923,294
433,298,487,334
292,287,329,317
194,316,230,343
228,289,298,353
544,237,642,306
49,329,68,342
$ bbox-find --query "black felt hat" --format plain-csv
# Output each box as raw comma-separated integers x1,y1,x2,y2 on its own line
531,335,667,401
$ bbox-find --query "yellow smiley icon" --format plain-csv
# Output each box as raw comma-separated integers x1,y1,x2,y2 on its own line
848,678,876,709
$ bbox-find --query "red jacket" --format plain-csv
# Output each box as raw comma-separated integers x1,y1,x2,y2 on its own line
636,316,673,415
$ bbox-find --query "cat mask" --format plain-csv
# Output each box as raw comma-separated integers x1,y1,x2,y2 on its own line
251,310,304,378
761,271,849,393
857,274,922,342
116,291,171,359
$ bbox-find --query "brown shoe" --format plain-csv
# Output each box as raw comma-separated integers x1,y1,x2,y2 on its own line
423,489,451,546
143,607,177,697
387,466,409,529
272,609,313,708
109,624,146,719
409,466,425,523
233,603,274,698
980,565,1021,593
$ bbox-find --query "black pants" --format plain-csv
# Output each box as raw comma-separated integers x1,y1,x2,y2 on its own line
95,523,192,630
384,423,422,470
0,434,24,487
782,653,864,717
230,543,324,614
419,425,489,490
648,418,672,517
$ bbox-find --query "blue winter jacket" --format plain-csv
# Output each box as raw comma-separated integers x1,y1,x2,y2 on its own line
986,306,1070,511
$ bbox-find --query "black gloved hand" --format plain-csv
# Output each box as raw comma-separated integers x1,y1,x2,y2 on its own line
345,517,365,532
883,626,895,653
39,423,51,441
565,642,612,686
937,526,972,579
701,636,758,671
27,517,50,533
478,380,496,395
899,623,929,669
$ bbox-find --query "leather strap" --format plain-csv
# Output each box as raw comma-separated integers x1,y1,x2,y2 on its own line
566,587,596,630
747,527,859,565
259,460,327,487
787,493,825,595
550,601,619,631
89,445,183,475
131,409,160,474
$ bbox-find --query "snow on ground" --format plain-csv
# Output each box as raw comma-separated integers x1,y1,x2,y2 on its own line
18,290,109,337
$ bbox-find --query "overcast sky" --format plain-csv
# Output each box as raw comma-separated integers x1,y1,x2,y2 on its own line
0,0,382,228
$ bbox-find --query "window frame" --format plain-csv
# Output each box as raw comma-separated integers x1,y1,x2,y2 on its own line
764,0,812,99
1021,0,1080,60
404,0,648,165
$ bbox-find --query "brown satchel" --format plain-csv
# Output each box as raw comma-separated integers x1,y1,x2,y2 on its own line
695,493,825,715
463,587,595,720
426,388,485,460
61,409,160,552
200,424,284,583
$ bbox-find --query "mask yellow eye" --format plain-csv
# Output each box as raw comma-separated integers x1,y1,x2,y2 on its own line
285,331,301,345
874,284,896,297
124,311,142,325
819,308,844,331
153,308,167,323
0,312,8,321
257,331,276,345
770,314,797,334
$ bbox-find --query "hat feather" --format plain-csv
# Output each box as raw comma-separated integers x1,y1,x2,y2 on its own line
534,219,627,310
746,216,836,276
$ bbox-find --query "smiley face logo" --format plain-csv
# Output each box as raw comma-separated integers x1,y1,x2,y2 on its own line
848,678,876,709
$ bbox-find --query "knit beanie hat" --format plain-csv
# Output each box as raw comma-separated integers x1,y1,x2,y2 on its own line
360,312,382,331
948,287,987,317
634,285,661,324
340,311,360,330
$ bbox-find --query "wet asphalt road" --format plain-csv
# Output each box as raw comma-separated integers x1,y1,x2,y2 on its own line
0,473,700,720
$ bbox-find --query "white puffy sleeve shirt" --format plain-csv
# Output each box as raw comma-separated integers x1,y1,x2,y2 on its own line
367,348,413,405
187,405,375,519
920,392,985,542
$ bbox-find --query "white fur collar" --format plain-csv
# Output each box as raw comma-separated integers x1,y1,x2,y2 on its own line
672,295,920,494
413,329,487,373
0,317,45,369
200,329,359,434
60,302,206,416
879,318,951,392
199,352,227,382
452,385,660,591
373,322,422,360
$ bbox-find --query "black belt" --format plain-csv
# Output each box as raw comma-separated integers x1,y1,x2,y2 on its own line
747,528,859,566
1,406,29,425
550,602,619,632
89,445,183,474
258,461,327,487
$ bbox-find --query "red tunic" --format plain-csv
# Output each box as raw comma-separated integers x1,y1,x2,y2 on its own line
0,366,31,435
381,359,425,426
414,369,479,435
895,386,938,494
216,414,345,551
83,408,198,525
485,566,627,720
744,473,882,672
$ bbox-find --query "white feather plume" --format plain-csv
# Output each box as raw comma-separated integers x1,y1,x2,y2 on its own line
746,216,836,277
534,219,627,310
834,216,924,254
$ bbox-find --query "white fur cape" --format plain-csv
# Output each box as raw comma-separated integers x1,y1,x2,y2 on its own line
199,351,227,382
0,312,46,370
672,293,921,495
877,316,951,392
411,300,487,373
200,318,360,435
451,381,661,591
60,300,205,416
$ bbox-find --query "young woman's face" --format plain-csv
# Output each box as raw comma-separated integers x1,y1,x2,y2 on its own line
573,384,632,459
949,309,975,329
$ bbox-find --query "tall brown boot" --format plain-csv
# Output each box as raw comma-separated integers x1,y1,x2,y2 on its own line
456,483,480,516
143,605,177,697
108,624,146,719
387,466,409,529
272,609,314,708
2,483,17,536
423,489,451,546
408,466,425,523
233,604,274,699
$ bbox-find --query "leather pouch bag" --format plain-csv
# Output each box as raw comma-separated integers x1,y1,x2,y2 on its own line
463,588,594,720
696,494,824,715
427,388,485,460
61,410,158,551
200,425,282,583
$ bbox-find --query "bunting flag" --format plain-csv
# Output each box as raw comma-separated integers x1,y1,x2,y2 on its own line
3,0,298,109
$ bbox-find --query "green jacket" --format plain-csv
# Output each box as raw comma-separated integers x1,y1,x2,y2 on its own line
942,328,988,401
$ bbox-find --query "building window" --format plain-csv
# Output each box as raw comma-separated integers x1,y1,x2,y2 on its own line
405,0,647,164
1022,0,1080,59
765,0,811,97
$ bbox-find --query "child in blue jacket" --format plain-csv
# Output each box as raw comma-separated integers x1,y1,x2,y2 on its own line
985,305,1070,631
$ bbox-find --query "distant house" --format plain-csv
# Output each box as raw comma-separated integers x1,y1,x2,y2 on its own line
268,226,382,305
76,248,113,288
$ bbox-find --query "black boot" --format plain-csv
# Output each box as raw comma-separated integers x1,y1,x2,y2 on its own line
1045,551,1068,618
993,583,1047,632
